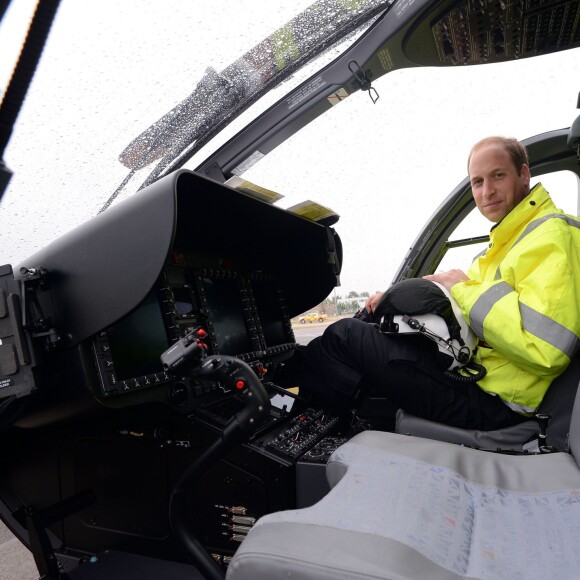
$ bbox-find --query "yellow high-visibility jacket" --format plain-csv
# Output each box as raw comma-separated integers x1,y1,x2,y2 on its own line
451,184,580,414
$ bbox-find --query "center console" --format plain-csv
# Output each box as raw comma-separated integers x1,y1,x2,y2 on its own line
1,168,347,567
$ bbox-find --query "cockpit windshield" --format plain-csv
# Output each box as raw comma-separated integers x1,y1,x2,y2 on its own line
0,1,389,264
1,0,579,294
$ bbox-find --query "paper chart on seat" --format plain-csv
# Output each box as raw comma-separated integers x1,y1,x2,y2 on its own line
258,442,580,579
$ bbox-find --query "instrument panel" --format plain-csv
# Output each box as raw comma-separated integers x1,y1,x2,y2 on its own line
92,253,295,401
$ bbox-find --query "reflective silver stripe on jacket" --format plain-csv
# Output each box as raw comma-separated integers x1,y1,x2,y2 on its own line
502,398,537,415
494,214,580,280
513,213,580,245
483,390,537,414
470,282,512,339
520,303,580,358
471,282,580,357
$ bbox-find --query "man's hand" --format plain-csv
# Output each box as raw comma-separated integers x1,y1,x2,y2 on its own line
423,269,469,291
366,270,469,313
365,292,384,314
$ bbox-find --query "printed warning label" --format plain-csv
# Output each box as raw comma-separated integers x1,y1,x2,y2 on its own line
377,48,394,72
327,88,349,106
287,76,325,110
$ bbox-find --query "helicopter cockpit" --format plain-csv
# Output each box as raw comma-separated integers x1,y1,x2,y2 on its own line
1,0,580,578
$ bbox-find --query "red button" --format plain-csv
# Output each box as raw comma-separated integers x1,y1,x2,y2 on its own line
235,380,246,390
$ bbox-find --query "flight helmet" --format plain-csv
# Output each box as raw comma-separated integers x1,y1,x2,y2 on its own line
375,278,477,370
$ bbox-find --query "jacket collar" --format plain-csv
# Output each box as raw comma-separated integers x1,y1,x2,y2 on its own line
489,183,555,242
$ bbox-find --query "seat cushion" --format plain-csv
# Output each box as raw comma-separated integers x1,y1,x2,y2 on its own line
395,408,539,451
395,355,580,453
227,431,580,580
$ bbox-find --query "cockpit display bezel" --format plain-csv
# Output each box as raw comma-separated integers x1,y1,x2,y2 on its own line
91,264,295,400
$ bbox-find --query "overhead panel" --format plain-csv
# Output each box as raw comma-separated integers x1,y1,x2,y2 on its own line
404,0,580,65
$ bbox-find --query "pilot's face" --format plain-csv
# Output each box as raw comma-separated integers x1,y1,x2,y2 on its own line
469,143,530,223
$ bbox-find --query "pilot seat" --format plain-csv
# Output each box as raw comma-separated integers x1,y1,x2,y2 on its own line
226,363,580,580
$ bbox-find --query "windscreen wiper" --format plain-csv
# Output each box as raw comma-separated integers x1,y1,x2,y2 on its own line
102,0,393,213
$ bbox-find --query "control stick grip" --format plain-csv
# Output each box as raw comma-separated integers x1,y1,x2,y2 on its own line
196,355,271,433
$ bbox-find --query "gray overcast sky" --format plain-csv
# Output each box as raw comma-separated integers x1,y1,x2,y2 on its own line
1,1,579,298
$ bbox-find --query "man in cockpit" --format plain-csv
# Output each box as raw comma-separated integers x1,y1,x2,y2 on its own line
291,136,580,430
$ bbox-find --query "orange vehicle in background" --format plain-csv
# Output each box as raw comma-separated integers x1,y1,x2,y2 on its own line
299,312,327,324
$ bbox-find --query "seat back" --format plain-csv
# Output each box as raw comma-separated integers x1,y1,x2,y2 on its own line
566,370,580,465
395,352,580,451
536,353,580,450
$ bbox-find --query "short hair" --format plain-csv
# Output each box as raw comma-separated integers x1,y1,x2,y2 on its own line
468,136,529,176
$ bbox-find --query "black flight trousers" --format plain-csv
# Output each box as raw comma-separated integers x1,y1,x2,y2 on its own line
301,318,527,431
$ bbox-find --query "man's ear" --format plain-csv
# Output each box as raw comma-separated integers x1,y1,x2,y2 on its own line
521,163,531,187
